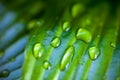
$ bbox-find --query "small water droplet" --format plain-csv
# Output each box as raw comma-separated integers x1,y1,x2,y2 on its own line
0,49,4,57
76,28,92,43
33,43,45,59
0,69,10,78
43,60,51,70
110,42,116,48
51,37,61,48
59,46,74,71
88,47,100,60
116,77,120,80
71,3,85,18
62,21,71,32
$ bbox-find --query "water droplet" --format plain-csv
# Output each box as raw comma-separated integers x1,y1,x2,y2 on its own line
51,37,61,48
59,46,74,71
0,49,4,57
62,21,71,32
110,42,116,48
76,28,92,43
71,3,85,18
88,47,100,60
33,43,45,59
116,77,120,80
0,69,10,78
43,60,51,70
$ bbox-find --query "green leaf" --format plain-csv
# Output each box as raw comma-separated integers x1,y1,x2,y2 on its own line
22,2,120,80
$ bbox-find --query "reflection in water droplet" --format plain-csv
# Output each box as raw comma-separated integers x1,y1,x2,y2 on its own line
51,37,61,48
76,28,92,43
0,49,4,57
33,43,45,59
0,69,10,78
71,3,85,18
59,46,74,71
88,47,100,60
43,60,51,70
62,21,71,32
110,42,116,48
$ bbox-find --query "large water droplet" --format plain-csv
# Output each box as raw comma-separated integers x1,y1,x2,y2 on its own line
62,21,71,32
71,3,85,18
51,37,61,48
33,43,45,59
0,69,10,78
43,60,51,70
76,28,92,43
110,42,116,48
88,47,100,60
59,46,74,71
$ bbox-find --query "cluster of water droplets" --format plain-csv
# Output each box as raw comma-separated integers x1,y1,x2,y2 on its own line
32,19,101,71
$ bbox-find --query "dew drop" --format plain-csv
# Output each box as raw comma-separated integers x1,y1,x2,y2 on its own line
43,60,51,70
62,21,71,32
88,47,100,60
76,28,92,43
51,37,61,48
71,3,85,18
33,43,45,59
59,46,74,71
110,42,116,48
0,69,10,78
